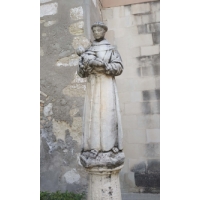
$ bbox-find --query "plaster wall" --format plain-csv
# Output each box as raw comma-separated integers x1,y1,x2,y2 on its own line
102,1,160,193
40,0,102,193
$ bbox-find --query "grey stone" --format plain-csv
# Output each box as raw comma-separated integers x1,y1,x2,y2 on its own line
137,25,147,34
142,65,160,76
145,143,160,158
142,89,160,101
80,151,125,168
141,102,151,114
152,31,160,44
151,101,160,114
147,23,160,33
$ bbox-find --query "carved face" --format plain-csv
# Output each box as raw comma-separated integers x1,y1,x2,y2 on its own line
92,26,106,40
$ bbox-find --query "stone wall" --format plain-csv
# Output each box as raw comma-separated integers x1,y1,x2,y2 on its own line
40,0,160,194
102,1,160,193
40,0,101,193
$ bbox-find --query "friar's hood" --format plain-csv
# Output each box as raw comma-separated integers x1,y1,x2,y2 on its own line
88,39,115,52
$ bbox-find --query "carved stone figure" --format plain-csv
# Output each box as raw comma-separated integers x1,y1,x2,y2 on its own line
77,22,124,168
77,21,125,200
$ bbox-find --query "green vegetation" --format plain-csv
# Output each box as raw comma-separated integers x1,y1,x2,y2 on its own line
40,191,86,200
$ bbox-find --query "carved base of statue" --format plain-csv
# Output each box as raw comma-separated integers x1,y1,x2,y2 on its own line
86,165,123,200
80,151,125,168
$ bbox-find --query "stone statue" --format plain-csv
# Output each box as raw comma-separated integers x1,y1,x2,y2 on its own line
77,22,124,168
77,21,125,200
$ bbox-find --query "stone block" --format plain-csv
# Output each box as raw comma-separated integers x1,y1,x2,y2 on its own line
70,6,83,20
155,77,160,89
155,11,160,22
137,54,160,68
152,31,160,44
142,89,160,101
131,3,151,15
121,115,137,130
141,45,160,56
125,26,138,37
145,143,160,158
102,8,113,20
137,25,148,34
40,2,58,17
124,171,136,188
105,30,115,45
140,13,159,25
150,101,160,114
116,78,135,93
147,159,160,173
150,1,160,12
133,77,157,91
134,15,143,25
118,91,143,103
119,65,140,78
124,15,136,27
137,114,160,129
128,158,146,171
146,129,160,143
125,57,140,69
114,28,126,38
142,65,160,76
128,47,141,58
128,34,153,48
113,6,124,18
69,21,84,36
124,102,152,115
108,18,126,30
126,129,146,144
124,144,146,159
147,23,160,33
124,5,131,16
40,0,52,3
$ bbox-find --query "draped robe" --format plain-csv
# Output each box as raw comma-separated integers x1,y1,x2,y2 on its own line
77,39,123,152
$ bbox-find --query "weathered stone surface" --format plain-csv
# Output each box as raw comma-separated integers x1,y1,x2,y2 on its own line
69,21,84,35
87,166,123,200
44,20,57,27
131,3,150,15
56,54,79,67
72,36,90,49
44,103,53,117
40,48,44,56
102,8,113,20
40,0,52,3
147,23,160,33
70,6,83,20
80,151,125,168
141,45,160,56
146,129,160,143
62,84,86,97
137,115,160,129
40,3,58,17
142,89,160,101
63,169,80,184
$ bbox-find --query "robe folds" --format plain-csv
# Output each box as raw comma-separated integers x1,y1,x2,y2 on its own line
77,39,123,152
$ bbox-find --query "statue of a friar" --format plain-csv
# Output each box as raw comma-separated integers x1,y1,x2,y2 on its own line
77,22,124,168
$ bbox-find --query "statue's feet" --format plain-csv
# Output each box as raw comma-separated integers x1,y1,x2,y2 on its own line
112,147,119,154
90,149,99,158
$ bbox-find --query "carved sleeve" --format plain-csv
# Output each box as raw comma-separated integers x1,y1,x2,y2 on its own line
104,50,123,76
77,61,88,78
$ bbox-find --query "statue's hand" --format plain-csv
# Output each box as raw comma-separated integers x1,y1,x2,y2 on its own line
89,59,105,68
76,46,85,56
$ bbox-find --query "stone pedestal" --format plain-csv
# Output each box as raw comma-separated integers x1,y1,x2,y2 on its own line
86,165,123,200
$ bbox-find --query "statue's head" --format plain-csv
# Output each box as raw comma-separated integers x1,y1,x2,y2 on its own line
91,22,108,40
